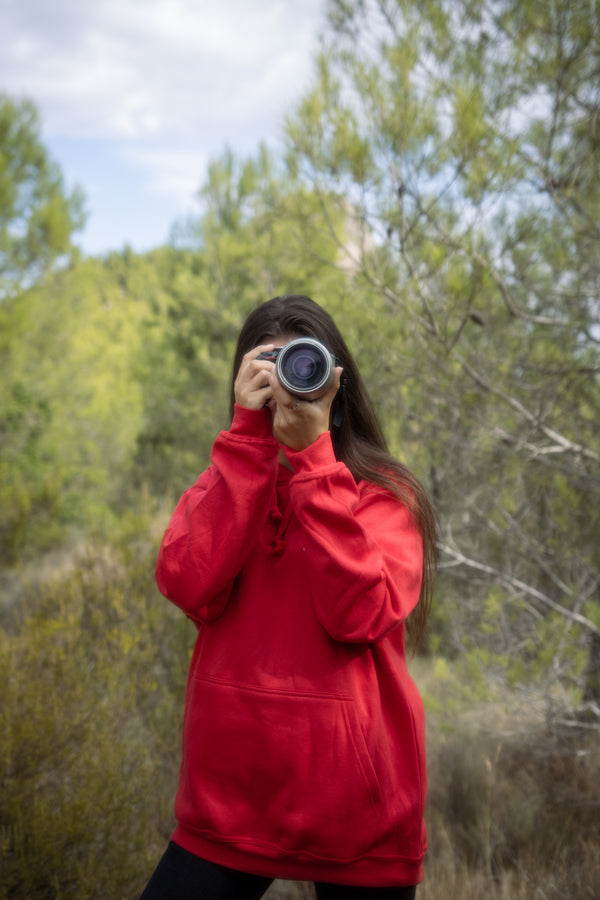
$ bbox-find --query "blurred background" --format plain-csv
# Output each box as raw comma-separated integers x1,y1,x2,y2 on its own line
1,1,598,898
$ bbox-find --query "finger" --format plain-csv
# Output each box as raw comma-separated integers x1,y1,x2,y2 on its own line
250,342,275,358
268,369,296,408
235,347,277,408
309,367,344,400
238,356,274,390
246,365,275,402
310,367,343,410
237,344,274,376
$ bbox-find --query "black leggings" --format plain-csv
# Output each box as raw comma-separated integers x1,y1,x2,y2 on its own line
140,841,417,900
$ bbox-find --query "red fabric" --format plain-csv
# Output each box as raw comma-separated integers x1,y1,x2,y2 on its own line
156,405,427,887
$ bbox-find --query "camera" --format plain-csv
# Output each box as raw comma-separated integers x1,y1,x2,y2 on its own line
258,337,336,400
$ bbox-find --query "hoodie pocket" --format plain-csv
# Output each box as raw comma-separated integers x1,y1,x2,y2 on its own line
176,674,383,861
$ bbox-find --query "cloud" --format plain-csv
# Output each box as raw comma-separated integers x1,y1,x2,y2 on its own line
0,0,326,252
0,0,325,141
121,144,210,205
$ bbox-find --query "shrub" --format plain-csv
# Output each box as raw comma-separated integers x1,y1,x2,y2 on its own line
0,539,194,899
422,712,600,899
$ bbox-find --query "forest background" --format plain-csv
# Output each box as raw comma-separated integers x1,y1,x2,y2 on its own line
1,1,599,898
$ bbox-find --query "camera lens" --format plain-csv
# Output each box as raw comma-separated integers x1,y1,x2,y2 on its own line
277,338,334,399
288,349,323,382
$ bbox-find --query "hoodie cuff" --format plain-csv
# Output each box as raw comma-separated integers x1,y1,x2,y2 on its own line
283,431,339,476
230,404,275,438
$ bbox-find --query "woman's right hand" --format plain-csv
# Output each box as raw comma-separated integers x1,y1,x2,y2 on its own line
233,344,276,410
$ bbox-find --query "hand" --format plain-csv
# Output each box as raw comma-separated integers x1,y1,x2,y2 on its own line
268,366,343,451
234,344,276,410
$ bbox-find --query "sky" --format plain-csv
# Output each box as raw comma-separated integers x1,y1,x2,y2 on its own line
1,0,327,256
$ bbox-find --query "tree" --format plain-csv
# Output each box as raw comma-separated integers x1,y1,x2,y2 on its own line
0,250,167,562
283,0,600,717
134,146,356,497
0,94,85,298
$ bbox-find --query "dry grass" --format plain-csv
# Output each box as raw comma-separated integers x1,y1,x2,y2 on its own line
265,882,315,899
418,664,600,900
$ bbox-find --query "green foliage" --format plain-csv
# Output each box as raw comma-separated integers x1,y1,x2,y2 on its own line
0,143,362,559
0,94,84,298
0,533,194,899
283,0,600,711
0,383,64,562
0,252,163,561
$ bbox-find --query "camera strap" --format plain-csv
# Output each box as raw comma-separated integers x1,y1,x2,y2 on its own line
332,376,346,428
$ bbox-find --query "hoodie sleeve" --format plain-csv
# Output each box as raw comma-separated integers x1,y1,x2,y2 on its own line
155,405,279,623
284,432,423,644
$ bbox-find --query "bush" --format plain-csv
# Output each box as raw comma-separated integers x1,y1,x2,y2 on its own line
422,711,600,899
0,538,194,899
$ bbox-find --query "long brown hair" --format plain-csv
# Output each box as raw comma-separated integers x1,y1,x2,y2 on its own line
230,295,437,651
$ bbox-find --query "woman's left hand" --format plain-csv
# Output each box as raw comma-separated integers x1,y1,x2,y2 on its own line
268,366,343,451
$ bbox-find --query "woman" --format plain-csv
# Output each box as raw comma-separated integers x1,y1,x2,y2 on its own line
141,295,437,899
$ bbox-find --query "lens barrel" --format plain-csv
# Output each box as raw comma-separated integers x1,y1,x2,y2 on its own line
276,337,335,400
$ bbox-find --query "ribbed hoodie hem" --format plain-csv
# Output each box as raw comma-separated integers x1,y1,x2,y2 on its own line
171,824,424,888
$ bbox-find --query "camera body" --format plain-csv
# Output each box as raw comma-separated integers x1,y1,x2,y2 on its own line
258,337,336,400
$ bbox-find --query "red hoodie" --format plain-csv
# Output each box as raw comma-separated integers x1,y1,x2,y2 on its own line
155,405,427,888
